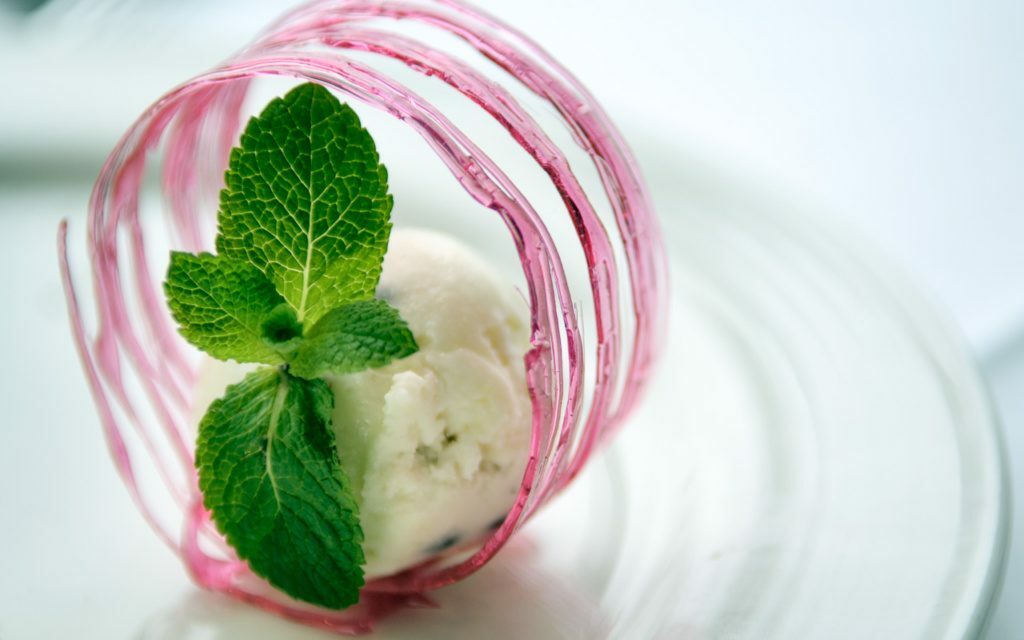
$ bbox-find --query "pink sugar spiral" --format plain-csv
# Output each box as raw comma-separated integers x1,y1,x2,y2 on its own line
59,0,667,633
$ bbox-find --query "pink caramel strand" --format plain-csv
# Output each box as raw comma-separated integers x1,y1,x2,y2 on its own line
59,0,666,634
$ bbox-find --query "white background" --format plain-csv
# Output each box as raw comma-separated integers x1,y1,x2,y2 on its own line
1,0,1021,636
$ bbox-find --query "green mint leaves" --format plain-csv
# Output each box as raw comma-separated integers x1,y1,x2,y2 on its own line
216,82,393,326
196,369,365,609
163,83,418,610
290,299,419,379
165,252,290,365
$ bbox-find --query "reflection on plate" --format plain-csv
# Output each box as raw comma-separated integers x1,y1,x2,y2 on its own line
137,152,1008,639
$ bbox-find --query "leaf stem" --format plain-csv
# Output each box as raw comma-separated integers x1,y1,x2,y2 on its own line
265,369,289,509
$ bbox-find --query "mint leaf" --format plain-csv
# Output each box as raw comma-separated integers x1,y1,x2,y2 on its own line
164,251,287,364
290,299,419,379
197,368,365,609
216,82,393,325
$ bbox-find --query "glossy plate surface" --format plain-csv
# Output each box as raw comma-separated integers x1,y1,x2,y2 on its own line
1,148,1006,639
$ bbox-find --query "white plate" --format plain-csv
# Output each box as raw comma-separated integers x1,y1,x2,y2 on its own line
0,149,1004,639
127,151,1009,639
0,4,1011,635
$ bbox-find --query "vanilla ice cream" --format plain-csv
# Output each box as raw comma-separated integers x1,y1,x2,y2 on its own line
191,228,533,577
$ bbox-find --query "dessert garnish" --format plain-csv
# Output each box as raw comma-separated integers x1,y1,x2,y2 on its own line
164,82,418,609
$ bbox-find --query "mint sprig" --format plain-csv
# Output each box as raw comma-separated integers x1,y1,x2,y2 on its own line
164,83,418,610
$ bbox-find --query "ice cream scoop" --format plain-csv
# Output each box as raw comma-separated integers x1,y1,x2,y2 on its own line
192,227,532,577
